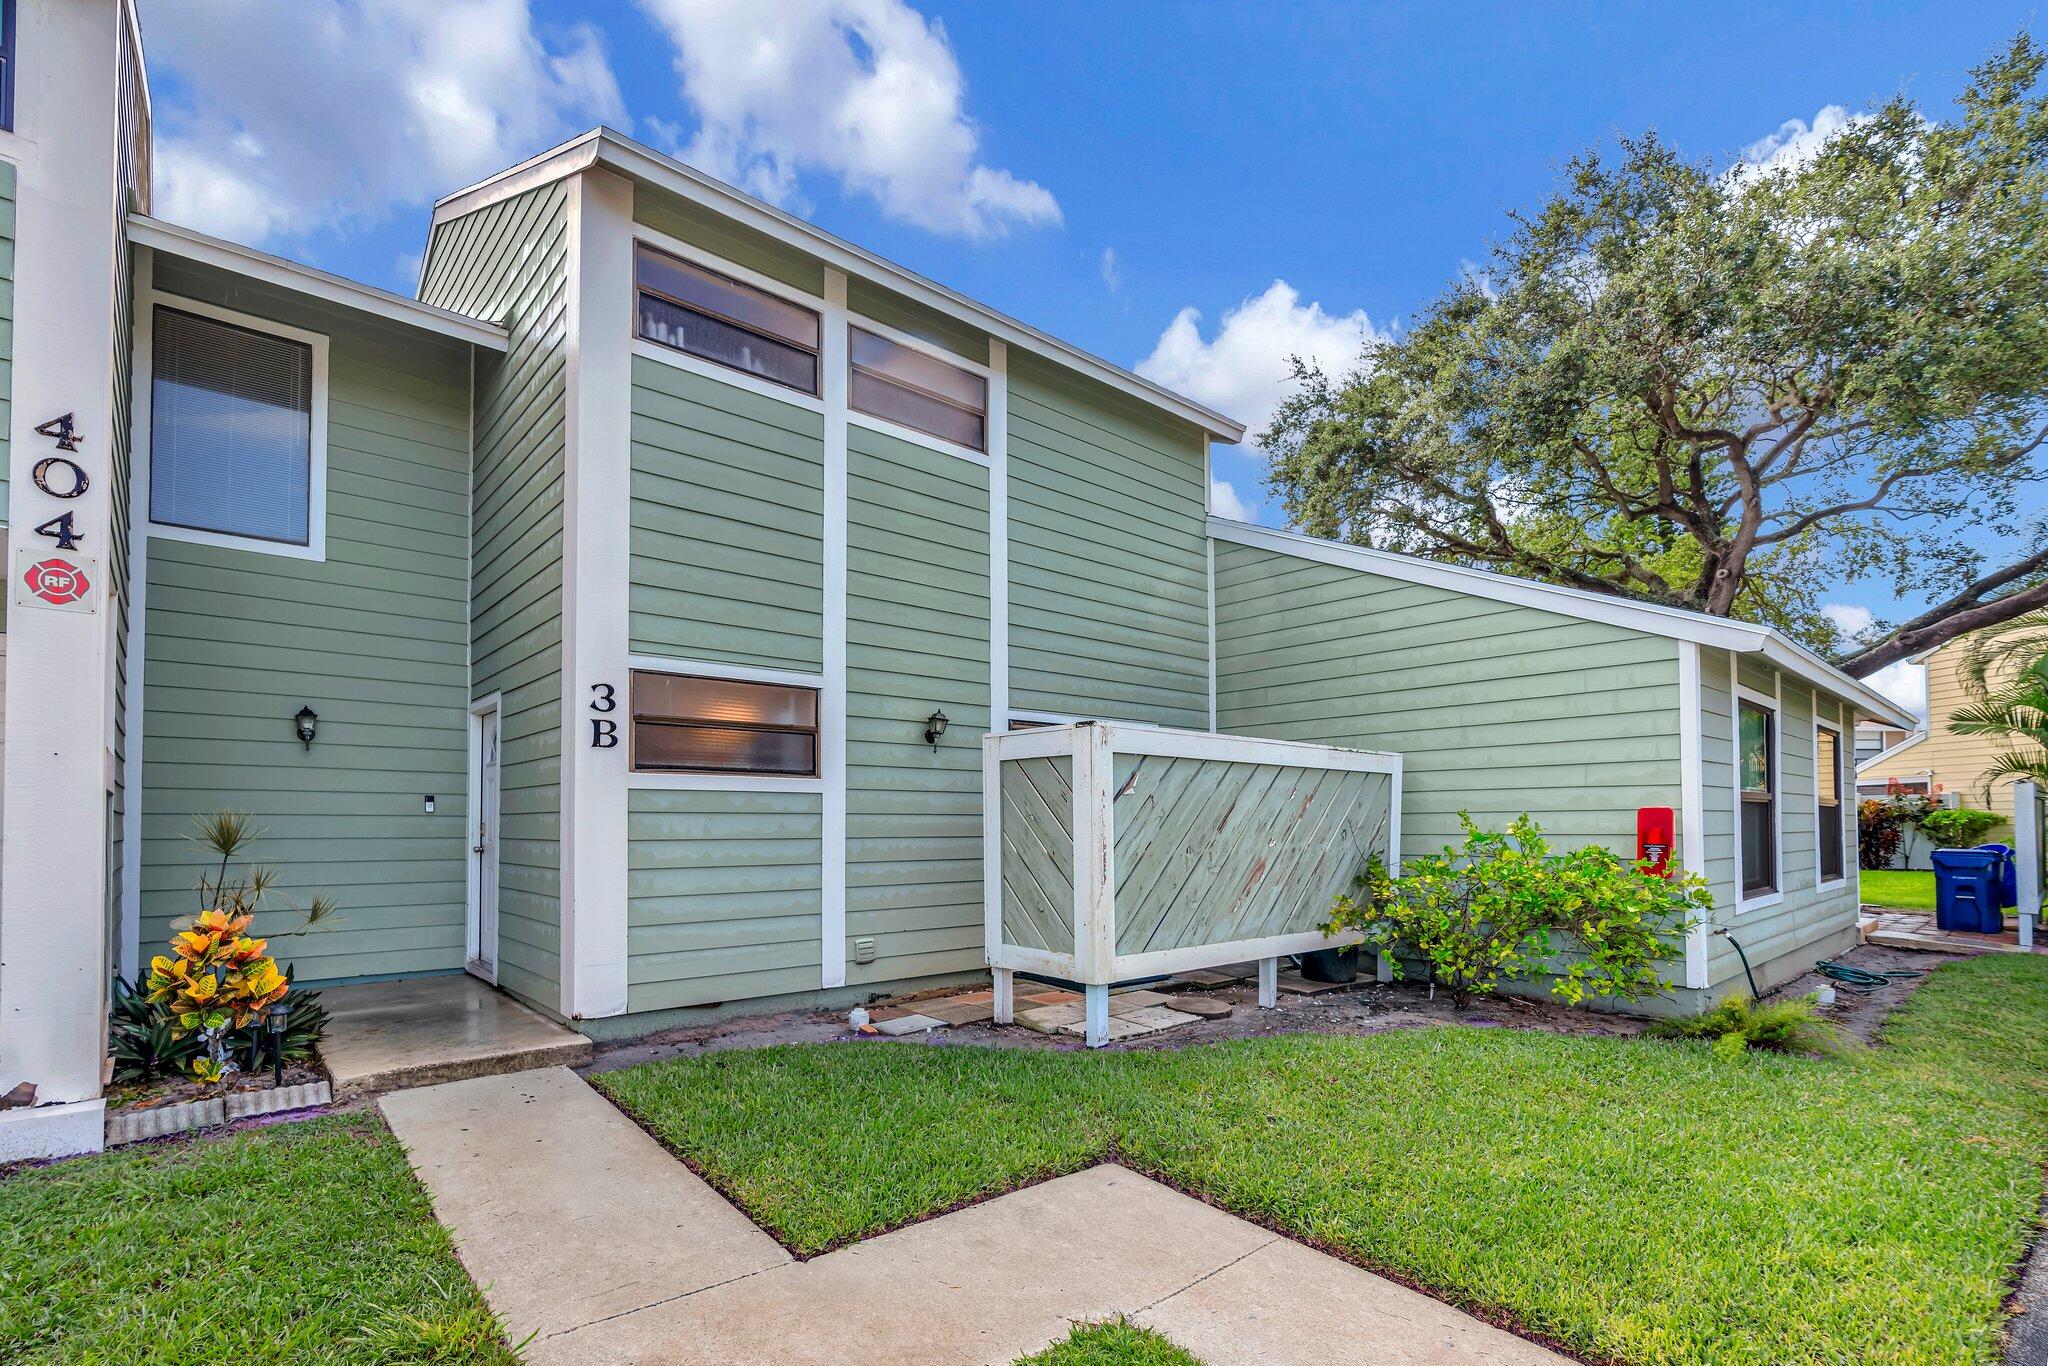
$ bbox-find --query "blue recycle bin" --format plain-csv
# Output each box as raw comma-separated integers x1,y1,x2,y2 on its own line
1979,843,2019,909
1932,847,2005,934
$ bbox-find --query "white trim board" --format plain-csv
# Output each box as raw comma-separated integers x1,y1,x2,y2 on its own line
819,268,851,991
427,128,1243,442
129,215,508,351
1677,641,1708,989
1208,516,1918,730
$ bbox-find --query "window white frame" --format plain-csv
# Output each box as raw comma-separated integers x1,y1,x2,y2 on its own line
139,289,329,562
623,653,827,793
845,313,992,466
629,224,827,414
1734,673,1784,913
1814,712,1848,889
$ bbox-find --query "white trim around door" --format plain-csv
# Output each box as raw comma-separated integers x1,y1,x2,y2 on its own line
466,694,504,984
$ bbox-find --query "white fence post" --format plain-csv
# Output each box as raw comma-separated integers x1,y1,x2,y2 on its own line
2016,779,2042,951
1071,723,1117,1047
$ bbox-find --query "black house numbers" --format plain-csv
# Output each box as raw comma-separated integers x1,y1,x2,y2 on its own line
589,682,620,749
31,414,90,553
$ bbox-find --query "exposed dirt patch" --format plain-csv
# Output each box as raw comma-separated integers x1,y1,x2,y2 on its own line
1763,942,1947,1045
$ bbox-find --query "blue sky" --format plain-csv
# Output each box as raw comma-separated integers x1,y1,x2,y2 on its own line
135,1,2047,716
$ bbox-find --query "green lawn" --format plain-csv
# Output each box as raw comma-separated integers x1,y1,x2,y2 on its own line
598,954,2048,1366
1860,868,1937,911
1015,1319,1202,1365
0,1114,516,1365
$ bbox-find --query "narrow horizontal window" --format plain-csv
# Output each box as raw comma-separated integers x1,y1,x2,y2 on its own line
1739,700,1778,897
635,243,819,395
150,306,314,547
631,671,820,777
849,327,986,451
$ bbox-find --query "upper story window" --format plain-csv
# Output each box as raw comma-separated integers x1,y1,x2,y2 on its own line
635,243,820,395
1738,698,1778,898
150,304,321,553
1,0,16,132
631,670,820,777
1816,724,1844,883
849,327,987,451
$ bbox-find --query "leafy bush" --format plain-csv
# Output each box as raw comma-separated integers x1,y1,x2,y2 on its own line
110,969,327,1085
1859,793,1932,869
1649,991,1854,1056
1325,813,1709,1009
1917,806,2003,848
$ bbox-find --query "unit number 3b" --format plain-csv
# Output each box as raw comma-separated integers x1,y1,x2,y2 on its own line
590,683,620,749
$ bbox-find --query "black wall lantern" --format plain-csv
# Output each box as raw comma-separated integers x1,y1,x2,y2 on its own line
923,709,949,751
294,706,319,750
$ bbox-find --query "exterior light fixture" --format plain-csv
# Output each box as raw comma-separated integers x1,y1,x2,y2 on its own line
923,709,949,750
294,706,318,750
266,999,291,1086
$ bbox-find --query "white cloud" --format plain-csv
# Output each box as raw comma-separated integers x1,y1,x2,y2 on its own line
143,0,626,246
633,0,1059,240
1209,478,1254,521
1822,602,1876,639
1136,281,1384,444
1099,246,1122,292
1736,104,1857,175
1865,658,1928,723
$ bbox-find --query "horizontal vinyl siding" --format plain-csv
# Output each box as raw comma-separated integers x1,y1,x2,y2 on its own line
1861,638,2022,828
139,258,473,986
630,355,825,673
1006,355,1210,727
627,790,823,1010
1213,541,1684,860
633,185,826,295
1707,655,1861,988
422,183,570,1008
845,425,990,985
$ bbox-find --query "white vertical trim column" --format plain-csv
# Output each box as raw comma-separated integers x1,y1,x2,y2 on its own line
1071,723,1115,1047
0,0,125,1139
819,270,850,989
2013,779,2040,950
983,339,1009,988
117,246,153,984
557,168,635,1019
1677,642,1708,989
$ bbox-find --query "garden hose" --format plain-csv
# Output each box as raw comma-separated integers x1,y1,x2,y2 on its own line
1814,960,1924,994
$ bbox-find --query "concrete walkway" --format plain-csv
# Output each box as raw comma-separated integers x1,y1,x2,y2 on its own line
382,1068,1565,1365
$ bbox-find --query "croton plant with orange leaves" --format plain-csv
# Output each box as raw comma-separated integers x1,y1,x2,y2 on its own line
146,908,290,1085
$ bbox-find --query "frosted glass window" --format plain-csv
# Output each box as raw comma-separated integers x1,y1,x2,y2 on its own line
631,671,820,777
849,327,986,450
151,307,313,546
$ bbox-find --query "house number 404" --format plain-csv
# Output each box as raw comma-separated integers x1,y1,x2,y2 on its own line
590,683,620,748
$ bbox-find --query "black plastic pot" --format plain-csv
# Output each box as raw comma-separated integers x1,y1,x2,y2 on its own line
1297,945,1359,984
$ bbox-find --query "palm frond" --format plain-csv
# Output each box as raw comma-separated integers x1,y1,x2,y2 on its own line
1958,612,2048,700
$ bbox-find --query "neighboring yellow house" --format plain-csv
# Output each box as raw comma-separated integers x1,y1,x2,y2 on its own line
1857,632,2022,841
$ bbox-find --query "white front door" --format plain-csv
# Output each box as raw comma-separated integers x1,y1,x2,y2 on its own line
469,703,501,981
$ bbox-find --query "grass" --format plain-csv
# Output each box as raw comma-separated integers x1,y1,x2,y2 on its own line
1860,867,1937,910
598,954,2048,1365
0,1113,516,1365
1014,1319,1203,1364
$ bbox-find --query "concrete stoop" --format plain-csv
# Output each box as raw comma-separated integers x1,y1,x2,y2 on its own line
318,976,592,1099
381,1067,1565,1366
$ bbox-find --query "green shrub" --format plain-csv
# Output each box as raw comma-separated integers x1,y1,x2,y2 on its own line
1650,991,1854,1056
110,968,328,1084
1917,806,2002,848
1325,813,1709,1009
1858,793,1930,868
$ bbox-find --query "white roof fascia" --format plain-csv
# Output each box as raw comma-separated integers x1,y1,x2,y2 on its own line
1856,730,1929,774
1209,516,1921,729
429,128,1244,442
131,215,510,352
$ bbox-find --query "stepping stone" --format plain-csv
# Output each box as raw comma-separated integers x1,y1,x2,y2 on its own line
1020,988,1081,1006
1108,989,1172,1010
1117,1006,1200,1033
867,1005,917,1022
1173,996,1233,1019
874,1013,945,1035
1056,1015,1151,1041
1017,1004,1083,1033
1277,971,1350,995
949,990,994,1005
923,999,994,1026
1171,967,1251,987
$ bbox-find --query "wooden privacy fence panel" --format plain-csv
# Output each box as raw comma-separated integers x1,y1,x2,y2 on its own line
984,722,1401,992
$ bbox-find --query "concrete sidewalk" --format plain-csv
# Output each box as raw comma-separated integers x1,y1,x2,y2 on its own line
381,1068,1565,1366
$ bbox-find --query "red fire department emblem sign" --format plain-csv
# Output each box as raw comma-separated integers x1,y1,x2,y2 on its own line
23,557,91,606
